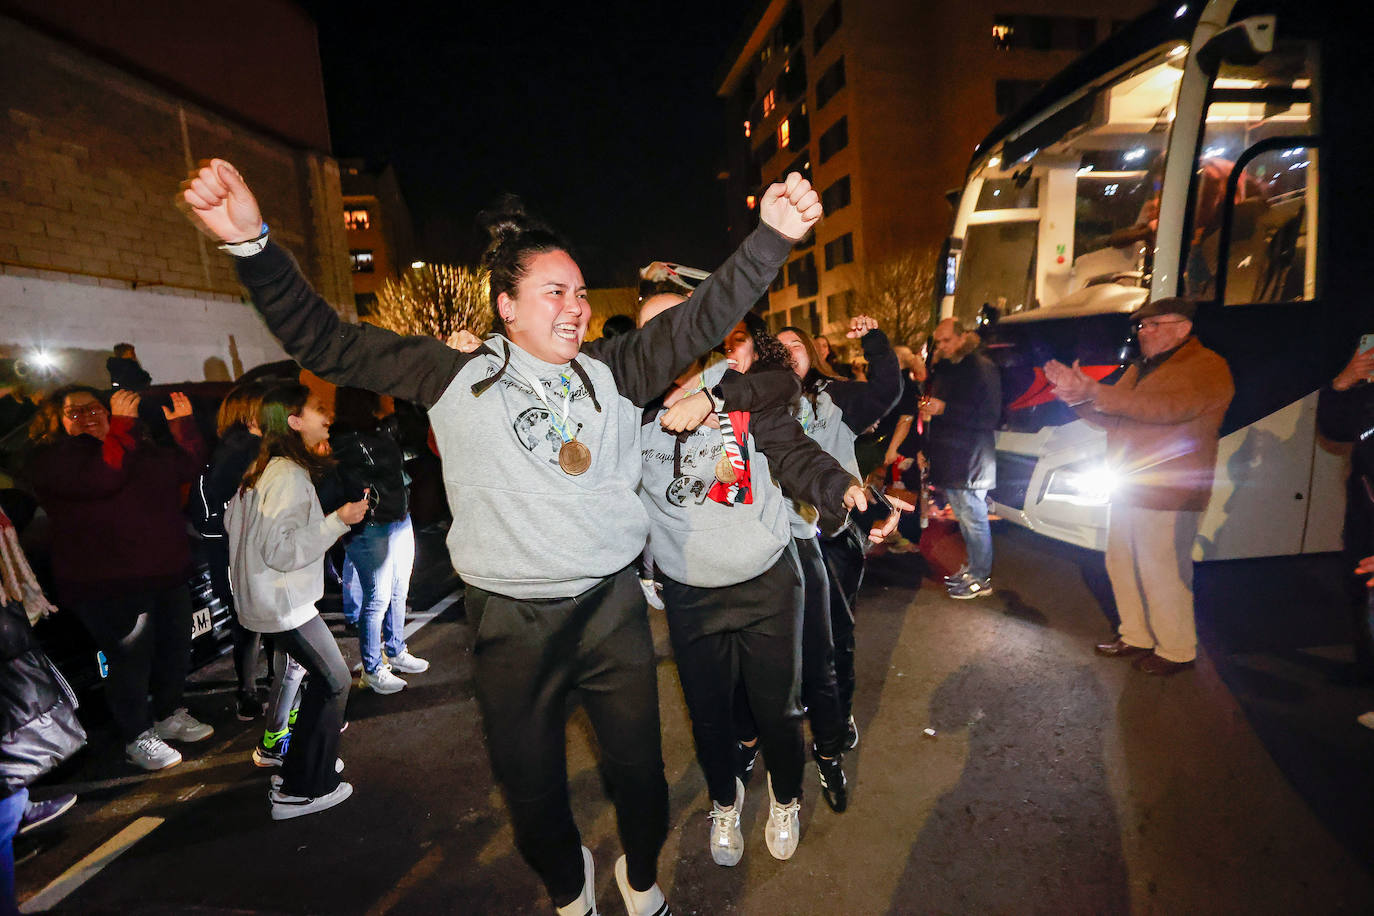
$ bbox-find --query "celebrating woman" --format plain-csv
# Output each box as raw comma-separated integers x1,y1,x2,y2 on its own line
180,158,820,916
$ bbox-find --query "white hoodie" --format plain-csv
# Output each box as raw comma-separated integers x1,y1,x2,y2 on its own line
225,457,349,633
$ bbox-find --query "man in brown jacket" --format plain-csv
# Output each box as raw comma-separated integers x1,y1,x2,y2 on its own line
1044,298,1234,675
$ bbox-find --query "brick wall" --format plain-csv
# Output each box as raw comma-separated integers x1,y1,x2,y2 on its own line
0,13,351,387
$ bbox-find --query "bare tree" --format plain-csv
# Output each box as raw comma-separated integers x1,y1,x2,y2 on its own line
369,264,491,340
855,250,938,350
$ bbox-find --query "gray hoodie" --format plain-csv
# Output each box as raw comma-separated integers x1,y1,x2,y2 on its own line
640,364,857,588
233,225,795,599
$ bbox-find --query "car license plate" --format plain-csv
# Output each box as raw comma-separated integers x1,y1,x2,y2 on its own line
191,608,213,639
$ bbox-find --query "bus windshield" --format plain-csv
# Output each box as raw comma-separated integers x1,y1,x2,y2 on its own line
952,46,1187,325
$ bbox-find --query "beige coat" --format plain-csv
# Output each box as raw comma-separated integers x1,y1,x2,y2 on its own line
1076,336,1235,512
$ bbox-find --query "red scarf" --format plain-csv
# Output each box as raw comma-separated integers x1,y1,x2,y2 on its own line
707,410,752,505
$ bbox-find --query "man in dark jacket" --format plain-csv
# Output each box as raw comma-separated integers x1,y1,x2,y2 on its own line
922,318,1001,598
106,343,152,392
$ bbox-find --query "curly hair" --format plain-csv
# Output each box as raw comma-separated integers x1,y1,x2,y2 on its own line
737,312,794,374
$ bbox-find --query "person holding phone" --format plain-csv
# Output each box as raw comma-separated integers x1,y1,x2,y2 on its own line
1318,337,1374,700
924,318,1002,599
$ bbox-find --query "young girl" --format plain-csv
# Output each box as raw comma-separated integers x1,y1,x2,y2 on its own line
226,384,368,820
182,157,820,915
775,320,901,805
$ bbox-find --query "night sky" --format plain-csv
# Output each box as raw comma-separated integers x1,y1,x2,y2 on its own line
301,0,755,288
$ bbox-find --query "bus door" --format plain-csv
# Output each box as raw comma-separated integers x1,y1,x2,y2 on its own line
1178,31,1338,556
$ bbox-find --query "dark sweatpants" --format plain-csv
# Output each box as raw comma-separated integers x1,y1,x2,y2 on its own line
820,526,866,719
466,566,668,907
794,536,847,757
67,584,194,743
661,548,805,807
271,614,350,799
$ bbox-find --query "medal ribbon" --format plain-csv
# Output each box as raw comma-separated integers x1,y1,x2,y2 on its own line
708,410,752,505
508,363,578,444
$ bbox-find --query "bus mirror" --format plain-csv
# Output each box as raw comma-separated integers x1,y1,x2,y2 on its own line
1195,15,1276,75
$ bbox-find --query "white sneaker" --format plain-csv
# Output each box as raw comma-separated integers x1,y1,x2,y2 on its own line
125,728,182,771
153,708,214,743
269,781,353,820
614,854,670,915
270,759,344,789
639,577,665,611
386,650,429,674
707,777,745,866
764,773,801,860
555,846,598,916
359,664,406,694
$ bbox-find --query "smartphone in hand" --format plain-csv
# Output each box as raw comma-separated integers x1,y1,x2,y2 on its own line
850,485,895,533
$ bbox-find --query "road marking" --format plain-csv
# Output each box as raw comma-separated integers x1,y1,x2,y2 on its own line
404,588,462,640
19,816,163,913
364,845,445,916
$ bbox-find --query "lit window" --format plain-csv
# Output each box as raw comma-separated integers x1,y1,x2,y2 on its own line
350,249,375,273
778,119,790,147
746,195,757,210
992,23,1013,48
343,207,371,231
744,120,752,138
763,90,775,117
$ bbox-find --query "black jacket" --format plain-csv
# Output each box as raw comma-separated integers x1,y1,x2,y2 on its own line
926,345,1001,491
330,419,409,525
1317,384,1374,558
816,329,903,434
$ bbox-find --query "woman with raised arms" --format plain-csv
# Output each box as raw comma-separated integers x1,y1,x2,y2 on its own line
180,159,820,916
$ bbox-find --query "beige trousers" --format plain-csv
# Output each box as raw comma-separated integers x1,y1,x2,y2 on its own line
1104,504,1200,663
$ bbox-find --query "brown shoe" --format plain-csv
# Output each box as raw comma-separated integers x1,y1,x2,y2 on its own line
1094,638,1152,659
1133,653,1195,676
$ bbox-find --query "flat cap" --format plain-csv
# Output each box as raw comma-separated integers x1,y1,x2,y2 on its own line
1131,297,1196,322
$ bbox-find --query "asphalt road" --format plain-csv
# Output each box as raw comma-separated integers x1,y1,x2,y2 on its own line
12,524,1374,914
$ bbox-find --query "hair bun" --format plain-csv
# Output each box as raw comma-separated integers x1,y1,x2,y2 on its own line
478,194,532,261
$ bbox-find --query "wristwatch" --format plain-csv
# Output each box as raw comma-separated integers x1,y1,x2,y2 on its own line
218,223,270,257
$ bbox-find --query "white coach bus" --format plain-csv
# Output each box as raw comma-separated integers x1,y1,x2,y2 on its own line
940,0,1370,559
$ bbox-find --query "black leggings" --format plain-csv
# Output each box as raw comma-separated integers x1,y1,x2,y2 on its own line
271,614,350,798
68,584,193,743
793,537,848,757
820,527,865,719
467,566,668,907
661,549,805,807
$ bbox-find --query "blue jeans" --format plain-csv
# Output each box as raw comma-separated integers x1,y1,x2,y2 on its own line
945,487,993,580
1,787,26,916
343,516,415,674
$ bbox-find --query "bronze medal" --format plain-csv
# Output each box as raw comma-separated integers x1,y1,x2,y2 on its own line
559,439,592,476
714,454,737,485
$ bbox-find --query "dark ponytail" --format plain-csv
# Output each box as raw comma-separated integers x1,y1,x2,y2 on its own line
478,195,571,335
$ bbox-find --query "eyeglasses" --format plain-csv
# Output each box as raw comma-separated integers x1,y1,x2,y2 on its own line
62,403,106,420
1132,317,1189,332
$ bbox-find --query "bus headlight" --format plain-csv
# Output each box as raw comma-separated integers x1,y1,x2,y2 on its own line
1042,461,1117,506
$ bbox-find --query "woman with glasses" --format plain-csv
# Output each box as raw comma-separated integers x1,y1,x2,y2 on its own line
27,386,215,770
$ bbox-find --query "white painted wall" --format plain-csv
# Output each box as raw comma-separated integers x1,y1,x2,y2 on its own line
0,267,288,388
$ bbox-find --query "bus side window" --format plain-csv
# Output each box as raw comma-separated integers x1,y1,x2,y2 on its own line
1182,42,1316,304
1213,146,1316,305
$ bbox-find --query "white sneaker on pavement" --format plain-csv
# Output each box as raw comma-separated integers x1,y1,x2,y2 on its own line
555,846,598,916
764,773,801,860
125,728,182,771
386,650,429,674
707,777,745,866
153,708,214,743
269,781,353,820
359,664,406,694
615,853,671,915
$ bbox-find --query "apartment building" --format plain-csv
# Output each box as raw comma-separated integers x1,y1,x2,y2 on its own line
717,0,1153,344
